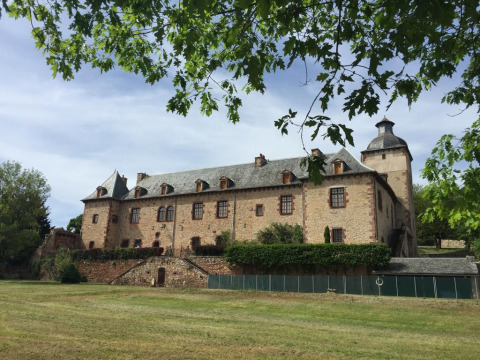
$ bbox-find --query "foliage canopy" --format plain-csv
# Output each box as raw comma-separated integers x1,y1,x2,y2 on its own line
256,222,303,244
67,214,83,234
0,161,51,263
2,0,479,168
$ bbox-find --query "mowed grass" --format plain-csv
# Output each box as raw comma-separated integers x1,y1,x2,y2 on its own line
0,281,479,359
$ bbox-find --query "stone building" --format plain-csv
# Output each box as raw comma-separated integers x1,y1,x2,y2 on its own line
80,118,417,257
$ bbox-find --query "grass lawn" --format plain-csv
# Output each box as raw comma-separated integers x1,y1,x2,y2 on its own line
418,246,472,257
1,281,479,359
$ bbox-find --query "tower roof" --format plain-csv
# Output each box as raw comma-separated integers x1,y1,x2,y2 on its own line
365,117,410,155
82,171,129,201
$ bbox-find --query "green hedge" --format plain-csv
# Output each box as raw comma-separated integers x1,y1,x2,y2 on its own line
70,247,164,261
224,243,391,269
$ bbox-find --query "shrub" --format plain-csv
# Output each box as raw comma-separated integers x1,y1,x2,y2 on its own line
193,245,225,256
224,243,391,269
472,238,480,258
60,264,81,284
256,223,303,244
324,226,330,244
70,247,164,261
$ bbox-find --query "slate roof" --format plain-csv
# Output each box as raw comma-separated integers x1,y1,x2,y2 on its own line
373,257,479,276
83,171,129,201
117,147,375,200
364,118,410,157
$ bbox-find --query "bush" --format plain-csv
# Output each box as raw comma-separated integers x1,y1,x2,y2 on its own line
60,264,81,284
256,223,303,244
472,238,480,258
324,226,330,244
224,243,391,269
70,247,164,261
193,245,225,256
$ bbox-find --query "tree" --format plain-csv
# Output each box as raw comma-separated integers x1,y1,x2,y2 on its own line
0,161,51,264
67,214,83,234
324,226,330,244
2,1,479,177
413,184,452,249
422,120,480,235
256,223,303,244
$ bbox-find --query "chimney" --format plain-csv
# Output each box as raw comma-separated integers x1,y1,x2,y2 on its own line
121,175,127,187
311,148,323,158
255,153,267,168
137,173,149,184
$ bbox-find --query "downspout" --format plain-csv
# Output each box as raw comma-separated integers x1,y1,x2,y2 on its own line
373,177,378,242
232,192,237,242
172,197,178,256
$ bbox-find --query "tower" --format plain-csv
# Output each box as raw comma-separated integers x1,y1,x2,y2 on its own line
361,117,417,256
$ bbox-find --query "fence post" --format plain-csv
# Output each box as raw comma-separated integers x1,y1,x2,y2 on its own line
256,274,258,291
433,277,438,298
395,276,399,297
269,274,272,292
361,276,363,295
414,277,417,297
243,274,245,290
343,276,346,294
283,275,286,292
312,275,315,294
453,277,458,299
327,275,330,290
298,276,300,293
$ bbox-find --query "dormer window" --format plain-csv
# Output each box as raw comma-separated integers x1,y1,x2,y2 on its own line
161,183,173,195
333,160,343,174
96,187,107,198
195,179,208,192
219,176,233,190
134,186,147,198
282,171,293,184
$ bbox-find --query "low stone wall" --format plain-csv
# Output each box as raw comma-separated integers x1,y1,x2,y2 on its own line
442,240,466,248
187,256,236,275
75,259,141,283
111,257,208,287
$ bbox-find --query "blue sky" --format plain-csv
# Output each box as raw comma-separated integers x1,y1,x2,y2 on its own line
0,15,477,228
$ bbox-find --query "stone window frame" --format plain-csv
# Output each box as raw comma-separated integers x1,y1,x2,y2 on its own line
333,160,343,174
92,214,99,223
134,239,142,248
157,207,166,222
255,204,264,216
332,228,344,243
130,208,140,224
330,187,345,208
166,206,175,221
282,171,292,185
216,200,228,218
192,202,203,220
279,195,293,215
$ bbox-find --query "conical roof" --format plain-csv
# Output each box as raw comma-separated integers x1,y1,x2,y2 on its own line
82,171,129,201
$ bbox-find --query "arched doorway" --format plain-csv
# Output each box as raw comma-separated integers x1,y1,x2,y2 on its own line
157,267,166,287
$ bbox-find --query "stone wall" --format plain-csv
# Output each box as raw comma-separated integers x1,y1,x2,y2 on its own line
187,256,236,275
75,259,140,283
111,256,208,287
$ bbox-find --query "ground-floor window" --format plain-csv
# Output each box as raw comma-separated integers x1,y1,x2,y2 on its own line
121,239,129,248
191,237,201,248
332,228,343,243
134,239,142,248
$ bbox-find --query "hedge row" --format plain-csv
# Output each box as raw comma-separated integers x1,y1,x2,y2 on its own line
193,245,225,256
224,243,391,268
70,247,164,261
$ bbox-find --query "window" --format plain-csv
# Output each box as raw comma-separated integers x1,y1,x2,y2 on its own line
121,239,129,248
378,190,383,211
256,204,264,216
196,181,203,192
134,239,142,248
193,203,203,219
161,185,167,195
282,172,291,184
334,161,343,174
280,195,292,215
152,241,160,248
217,201,228,218
332,228,343,243
135,189,141,198
220,178,227,190
191,237,201,248
131,208,140,223
215,236,223,246
382,154,386,160
89,241,95,249
92,214,99,223
157,207,166,221
330,188,345,207
166,206,174,221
